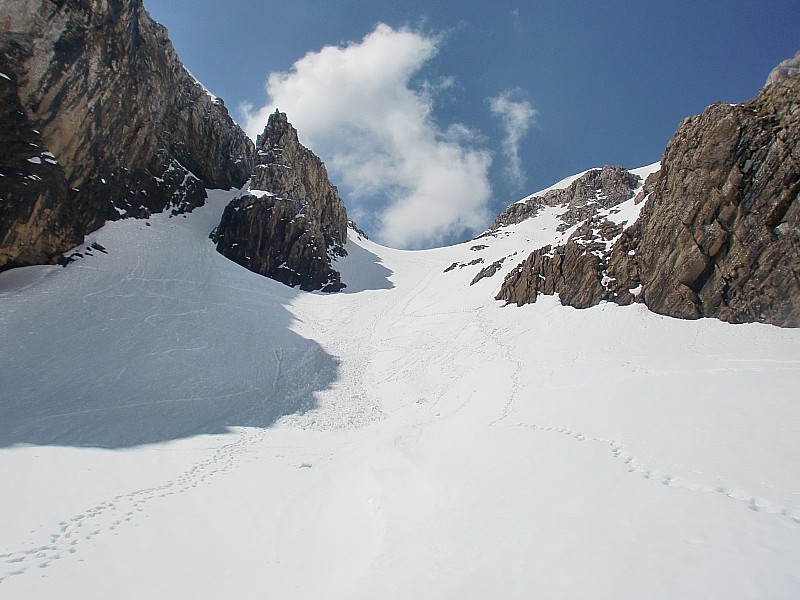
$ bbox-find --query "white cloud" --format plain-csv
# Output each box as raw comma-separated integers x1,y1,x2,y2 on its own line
489,89,537,189
242,24,493,249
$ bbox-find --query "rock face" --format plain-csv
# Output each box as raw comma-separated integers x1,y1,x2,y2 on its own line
633,72,800,326
493,166,643,307
766,50,800,86
497,69,800,327
212,111,349,292
481,166,641,236
0,65,79,268
0,0,254,271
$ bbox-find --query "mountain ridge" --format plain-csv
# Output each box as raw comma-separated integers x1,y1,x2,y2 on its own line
1,3,798,325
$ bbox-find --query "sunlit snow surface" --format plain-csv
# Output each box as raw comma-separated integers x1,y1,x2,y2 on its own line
1,185,799,599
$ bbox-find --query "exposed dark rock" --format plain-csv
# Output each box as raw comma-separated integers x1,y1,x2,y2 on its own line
470,258,506,286
443,257,484,274
251,111,348,253
490,165,647,308
497,69,800,327
0,64,80,268
496,217,628,307
0,0,254,272
348,220,368,240
213,111,348,292
212,193,343,292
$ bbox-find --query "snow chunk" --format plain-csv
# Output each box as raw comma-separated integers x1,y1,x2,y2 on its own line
249,189,276,199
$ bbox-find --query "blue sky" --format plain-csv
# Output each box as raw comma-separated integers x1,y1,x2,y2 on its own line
144,0,798,248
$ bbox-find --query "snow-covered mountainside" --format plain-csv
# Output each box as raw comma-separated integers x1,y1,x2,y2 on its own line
1,184,799,599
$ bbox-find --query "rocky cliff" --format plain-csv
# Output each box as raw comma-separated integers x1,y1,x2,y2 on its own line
496,68,800,327
0,0,254,271
492,166,645,307
632,72,800,326
0,63,79,268
212,111,349,292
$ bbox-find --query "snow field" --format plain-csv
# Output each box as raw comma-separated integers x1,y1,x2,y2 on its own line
1,181,799,598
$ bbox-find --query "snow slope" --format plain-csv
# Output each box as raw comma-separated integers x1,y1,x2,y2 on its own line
1,182,799,599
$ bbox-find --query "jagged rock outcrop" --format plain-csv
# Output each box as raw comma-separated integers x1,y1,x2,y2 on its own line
497,66,800,327
766,50,800,86
497,217,633,308
480,166,641,236
488,165,642,303
470,258,506,286
0,0,254,271
632,72,800,326
212,111,348,292
348,220,369,240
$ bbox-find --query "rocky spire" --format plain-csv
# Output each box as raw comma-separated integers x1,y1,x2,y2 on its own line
212,111,349,292
251,110,348,252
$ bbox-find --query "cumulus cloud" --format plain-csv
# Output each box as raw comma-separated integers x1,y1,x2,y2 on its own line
489,89,537,188
242,24,492,249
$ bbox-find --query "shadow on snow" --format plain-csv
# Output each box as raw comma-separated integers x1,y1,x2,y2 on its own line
337,240,394,294
0,261,339,449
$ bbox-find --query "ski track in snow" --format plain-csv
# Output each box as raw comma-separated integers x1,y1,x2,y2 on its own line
3,182,800,597
508,421,800,525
